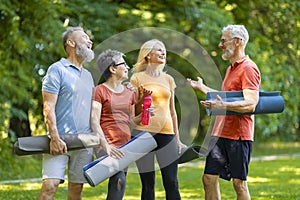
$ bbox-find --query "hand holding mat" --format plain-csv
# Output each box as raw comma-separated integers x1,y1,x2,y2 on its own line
83,131,157,187
205,91,284,116
14,132,99,156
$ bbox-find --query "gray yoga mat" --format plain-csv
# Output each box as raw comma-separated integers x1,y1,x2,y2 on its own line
83,131,157,187
14,132,100,156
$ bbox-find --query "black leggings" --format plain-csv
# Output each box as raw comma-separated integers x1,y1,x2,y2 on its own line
134,131,181,200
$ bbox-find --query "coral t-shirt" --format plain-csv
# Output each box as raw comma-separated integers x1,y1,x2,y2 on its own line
211,55,261,141
93,84,136,147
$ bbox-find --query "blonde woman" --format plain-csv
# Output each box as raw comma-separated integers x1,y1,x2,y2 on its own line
130,39,185,200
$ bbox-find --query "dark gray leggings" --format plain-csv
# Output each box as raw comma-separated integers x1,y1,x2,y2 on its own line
106,171,127,200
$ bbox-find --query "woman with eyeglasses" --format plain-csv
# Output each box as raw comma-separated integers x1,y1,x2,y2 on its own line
130,39,185,200
91,49,144,200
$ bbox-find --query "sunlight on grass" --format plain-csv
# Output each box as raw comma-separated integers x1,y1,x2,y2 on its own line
1,156,300,199
0,182,41,191
279,165,300,174
247,176,270,183
288,179,300,184
252,142,300,156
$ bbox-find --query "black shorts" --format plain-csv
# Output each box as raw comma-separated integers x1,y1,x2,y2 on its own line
204,137,252,181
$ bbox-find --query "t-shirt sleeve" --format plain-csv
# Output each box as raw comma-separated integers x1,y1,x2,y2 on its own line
42,65,61,94
241,64,261,91
168,74,176,91
131,91,137,105
93,85,104,103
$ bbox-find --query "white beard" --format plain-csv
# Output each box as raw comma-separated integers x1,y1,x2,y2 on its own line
222,47,234,61
75,42,95,62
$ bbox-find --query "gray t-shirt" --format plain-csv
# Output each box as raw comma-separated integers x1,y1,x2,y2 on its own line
42,58,94,134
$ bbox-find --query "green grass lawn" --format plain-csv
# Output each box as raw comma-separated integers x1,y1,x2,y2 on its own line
1,142,300,199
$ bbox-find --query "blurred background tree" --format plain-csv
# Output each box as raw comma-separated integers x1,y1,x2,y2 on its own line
0,0,299,160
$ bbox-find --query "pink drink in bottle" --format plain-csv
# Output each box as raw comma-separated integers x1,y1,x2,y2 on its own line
141,95,152,125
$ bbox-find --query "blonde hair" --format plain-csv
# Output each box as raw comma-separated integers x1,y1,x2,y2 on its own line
133,39,166,72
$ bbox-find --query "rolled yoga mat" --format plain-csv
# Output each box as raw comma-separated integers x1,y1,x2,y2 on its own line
205,91,284,116
83,131,157,187
14,132,100,156
178,144,205,164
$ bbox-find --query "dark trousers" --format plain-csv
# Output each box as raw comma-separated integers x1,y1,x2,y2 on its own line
135,132,181,200
95,149,127,200
106,171,127,200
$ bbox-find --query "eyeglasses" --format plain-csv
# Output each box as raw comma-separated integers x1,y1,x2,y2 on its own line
220,37,240,45
113,62,128,68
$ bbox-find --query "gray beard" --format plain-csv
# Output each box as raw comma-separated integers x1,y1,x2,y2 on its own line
75,42,95,62
222,48,233,60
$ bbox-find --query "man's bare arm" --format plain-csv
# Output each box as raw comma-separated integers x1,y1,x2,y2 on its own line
42,91,67,155
201,89,259,113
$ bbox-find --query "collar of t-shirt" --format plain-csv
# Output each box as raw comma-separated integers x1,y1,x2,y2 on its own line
60,58,82,72
230,55,249,68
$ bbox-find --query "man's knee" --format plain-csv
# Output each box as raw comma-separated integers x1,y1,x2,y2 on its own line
202,174,219,188
233,179,248,193
38,179,60,199
68,182,83,198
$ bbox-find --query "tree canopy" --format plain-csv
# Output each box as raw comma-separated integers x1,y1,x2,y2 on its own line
0,0,299,148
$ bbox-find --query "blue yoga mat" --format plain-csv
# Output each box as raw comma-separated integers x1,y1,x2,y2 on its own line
205,91,284,116
83,131,157,187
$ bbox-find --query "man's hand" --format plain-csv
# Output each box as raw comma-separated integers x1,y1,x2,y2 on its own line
49,137,67,155
200,95,225,110
187,77,204,90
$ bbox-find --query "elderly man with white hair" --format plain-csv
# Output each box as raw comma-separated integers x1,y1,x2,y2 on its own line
188,24,261,200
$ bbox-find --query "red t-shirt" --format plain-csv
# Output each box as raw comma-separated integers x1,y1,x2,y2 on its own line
93,84,136,147
211,55,261,141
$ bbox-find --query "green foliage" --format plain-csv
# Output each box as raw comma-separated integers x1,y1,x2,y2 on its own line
1,1,299,198
0,138,41,180
231,0,300,140
0,0,65,136
0,0,299,148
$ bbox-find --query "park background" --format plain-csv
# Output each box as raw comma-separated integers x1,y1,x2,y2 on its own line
0,0,299,199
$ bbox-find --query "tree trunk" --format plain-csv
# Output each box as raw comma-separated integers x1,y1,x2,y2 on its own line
9,102,31,138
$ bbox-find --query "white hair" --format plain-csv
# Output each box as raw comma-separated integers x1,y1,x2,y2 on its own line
222,25,249,48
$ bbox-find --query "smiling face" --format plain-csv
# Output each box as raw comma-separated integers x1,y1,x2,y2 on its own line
147,42,166,65
113,56,130,81
72,30,94,62
218,30,237,61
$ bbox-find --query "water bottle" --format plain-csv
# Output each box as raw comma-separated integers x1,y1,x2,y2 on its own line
141,95,152,125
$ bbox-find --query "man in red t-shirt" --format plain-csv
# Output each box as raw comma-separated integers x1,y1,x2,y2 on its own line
188,25,261,200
